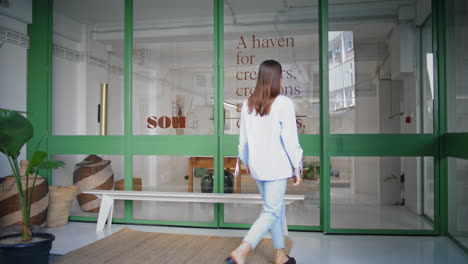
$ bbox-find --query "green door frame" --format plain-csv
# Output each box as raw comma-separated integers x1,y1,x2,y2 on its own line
26,0,447,235
437,0,468,255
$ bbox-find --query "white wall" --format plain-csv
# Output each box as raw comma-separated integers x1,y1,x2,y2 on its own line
0,0,31,24
52,34,82,135
354,157,378,196
52,12,125,136
404,156,421,214
0,0,32,177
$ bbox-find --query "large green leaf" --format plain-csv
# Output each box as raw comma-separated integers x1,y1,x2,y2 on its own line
37,160,65,170
29,150,47,168
0,109,33,159
26,150,47,175
26,150,65,174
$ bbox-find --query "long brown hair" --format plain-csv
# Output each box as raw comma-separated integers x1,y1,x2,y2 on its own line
247,60,282,116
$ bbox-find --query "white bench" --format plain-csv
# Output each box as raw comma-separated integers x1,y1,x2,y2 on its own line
84,190,304,232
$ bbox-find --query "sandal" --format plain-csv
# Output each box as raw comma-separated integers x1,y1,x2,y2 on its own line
284,255,296,264
225,257,236,264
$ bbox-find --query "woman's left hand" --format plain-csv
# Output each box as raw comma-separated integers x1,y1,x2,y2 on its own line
292,168,302,187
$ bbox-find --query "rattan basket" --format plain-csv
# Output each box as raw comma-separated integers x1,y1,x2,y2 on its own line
115,178,142,191
46,185,79,227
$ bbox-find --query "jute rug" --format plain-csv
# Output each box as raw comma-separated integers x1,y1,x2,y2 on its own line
52,227,292,264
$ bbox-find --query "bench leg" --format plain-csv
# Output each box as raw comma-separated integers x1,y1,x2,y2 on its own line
96,195,114,232
107,200,114,230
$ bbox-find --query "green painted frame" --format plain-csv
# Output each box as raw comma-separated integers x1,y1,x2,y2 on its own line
27,0,53,180
418,13,435,224
26,0,451,237
439,0,468,254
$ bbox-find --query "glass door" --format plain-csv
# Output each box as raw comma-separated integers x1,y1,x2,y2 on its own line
325,0,438,234
49,0,220,227
221,0,321,230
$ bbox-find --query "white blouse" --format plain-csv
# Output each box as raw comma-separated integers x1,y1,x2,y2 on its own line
238,95,303,181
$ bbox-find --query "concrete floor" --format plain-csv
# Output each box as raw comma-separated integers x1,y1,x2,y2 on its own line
47,222,468,264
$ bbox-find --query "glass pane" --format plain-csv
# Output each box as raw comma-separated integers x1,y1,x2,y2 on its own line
133,0,214,135
421,18,434,134
446,0,468,132
52,1,124,135
330,156,434,230
223,0,320,135
448,158,468,248
423,157,434,220
328,0,433,134
132,155,214,222
52,155,124,219
223,156,320,227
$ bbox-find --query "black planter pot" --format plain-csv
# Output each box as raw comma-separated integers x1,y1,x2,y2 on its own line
224,170,234,193
201,174,214,193
0,232,55,264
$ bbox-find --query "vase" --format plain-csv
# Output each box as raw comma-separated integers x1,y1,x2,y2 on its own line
73,155,114,213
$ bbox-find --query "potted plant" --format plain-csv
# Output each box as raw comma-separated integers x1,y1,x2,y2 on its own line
0,108,64,264
303,161,320,181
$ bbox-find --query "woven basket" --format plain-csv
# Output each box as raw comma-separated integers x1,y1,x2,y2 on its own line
73,155,114,213
114,178,142,191
0,175,49,228
46,185,79,227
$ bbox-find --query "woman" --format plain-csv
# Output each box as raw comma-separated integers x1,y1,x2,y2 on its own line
226,60,303,264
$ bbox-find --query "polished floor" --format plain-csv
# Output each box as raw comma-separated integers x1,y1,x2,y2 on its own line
47,222,468,264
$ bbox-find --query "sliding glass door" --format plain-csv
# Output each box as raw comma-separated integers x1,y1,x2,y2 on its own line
221,0,321,229
324,0,437,234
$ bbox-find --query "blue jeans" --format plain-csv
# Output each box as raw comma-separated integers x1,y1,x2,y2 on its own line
243,179,287,249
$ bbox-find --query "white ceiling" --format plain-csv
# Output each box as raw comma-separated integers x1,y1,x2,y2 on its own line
53,0,416,25
53,0,417,53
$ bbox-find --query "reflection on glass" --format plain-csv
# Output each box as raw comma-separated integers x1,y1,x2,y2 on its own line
52,1,124,135
421,18,434,133
132,155,214,222
52,155,124,218
224,0,319,135
133,0,214,135
329,0,433,134
329,31,355,114
448,158,468,248
423,157,434,220
224,156,320,227
446,0,468,132
330,156,434,230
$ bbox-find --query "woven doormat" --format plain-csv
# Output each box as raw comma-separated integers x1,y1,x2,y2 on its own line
52,227,292,264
